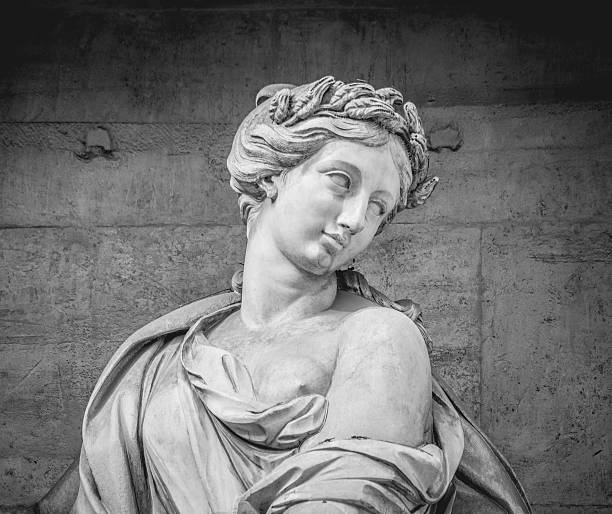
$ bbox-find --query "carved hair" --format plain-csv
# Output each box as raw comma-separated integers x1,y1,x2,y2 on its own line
227,75,438,235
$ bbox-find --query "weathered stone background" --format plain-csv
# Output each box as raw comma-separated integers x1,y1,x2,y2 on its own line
1,1,610,511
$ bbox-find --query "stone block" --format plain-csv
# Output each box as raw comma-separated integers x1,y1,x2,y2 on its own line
0,456,73,506
399,104,612,225
431,348,480,420
420,103,612,153
481,222,611,505
0,340,104,457
0,225,246,342
360,224,482,351
0,123,240,227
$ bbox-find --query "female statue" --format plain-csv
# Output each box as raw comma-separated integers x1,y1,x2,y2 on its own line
35,76,531,513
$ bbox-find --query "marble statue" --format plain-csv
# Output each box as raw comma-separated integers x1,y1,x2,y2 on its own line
33,76,532,513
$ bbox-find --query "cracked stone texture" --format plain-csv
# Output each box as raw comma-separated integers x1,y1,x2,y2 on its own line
481,222,611,506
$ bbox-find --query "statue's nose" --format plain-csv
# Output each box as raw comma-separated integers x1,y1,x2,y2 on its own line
337,195,367,235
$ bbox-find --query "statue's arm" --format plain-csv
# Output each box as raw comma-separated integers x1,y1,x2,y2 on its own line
36,455,80,513
281,308,431,513
304,306,432,450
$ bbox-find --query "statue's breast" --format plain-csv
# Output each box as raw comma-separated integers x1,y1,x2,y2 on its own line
250,352,333,404
208,324,340,405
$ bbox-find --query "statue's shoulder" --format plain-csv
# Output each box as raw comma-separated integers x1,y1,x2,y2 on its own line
84,290,241,420
104,290,240,379
127,290,241,345
335,269,432,351
339,304,427,357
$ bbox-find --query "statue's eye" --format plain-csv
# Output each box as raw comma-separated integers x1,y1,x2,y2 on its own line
368,200,387,217
326,172,351,190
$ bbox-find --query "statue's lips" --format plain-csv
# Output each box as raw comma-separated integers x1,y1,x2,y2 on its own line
322,232,349,253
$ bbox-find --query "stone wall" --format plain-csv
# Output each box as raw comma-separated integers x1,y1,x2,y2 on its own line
1,2,610,511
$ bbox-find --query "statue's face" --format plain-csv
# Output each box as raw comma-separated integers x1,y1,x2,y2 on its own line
259,139,403,275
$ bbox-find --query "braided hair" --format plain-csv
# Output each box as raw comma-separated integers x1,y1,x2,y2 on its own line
227,75,438,235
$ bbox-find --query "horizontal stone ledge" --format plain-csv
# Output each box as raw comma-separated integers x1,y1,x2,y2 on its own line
1,217,609,232
0,222,243,229
532,506,612,514
533,504,612,508
1,103,610,152
0,121,236,154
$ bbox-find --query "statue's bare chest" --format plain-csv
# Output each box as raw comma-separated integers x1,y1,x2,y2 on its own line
206,316,342,404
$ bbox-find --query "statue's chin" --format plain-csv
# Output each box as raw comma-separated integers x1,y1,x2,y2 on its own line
315,251,334,271
284,246,338,277
279,238,354,277
310,250,355,277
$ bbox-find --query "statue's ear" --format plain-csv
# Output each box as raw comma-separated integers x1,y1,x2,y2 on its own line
406,176,439,209
256,83,296,106
257,176,278,201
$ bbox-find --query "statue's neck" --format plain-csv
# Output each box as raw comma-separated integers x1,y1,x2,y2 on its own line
239,226,337,329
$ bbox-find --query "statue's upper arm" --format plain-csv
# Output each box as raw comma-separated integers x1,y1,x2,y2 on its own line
306,307,431,449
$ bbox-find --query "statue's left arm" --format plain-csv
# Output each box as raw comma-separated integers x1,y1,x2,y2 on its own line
303,306,432,449
238,307,445,514
283,307,432,514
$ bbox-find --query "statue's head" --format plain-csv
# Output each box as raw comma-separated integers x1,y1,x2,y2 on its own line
227,75,438,242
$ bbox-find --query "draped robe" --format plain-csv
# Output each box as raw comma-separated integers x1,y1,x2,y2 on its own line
71,287,532,513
